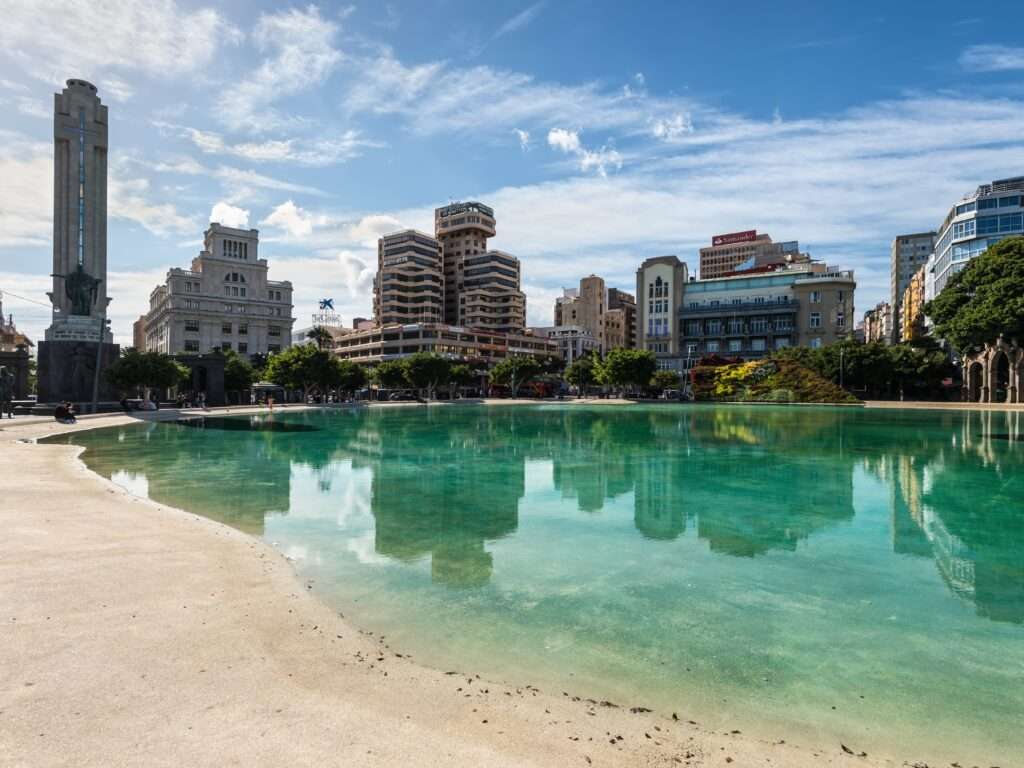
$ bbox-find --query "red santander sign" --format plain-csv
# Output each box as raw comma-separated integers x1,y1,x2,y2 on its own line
712,230,757,247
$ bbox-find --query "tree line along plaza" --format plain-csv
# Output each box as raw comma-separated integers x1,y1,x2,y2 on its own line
2,79,1022,410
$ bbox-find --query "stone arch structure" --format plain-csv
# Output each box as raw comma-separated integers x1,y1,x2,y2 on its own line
962,337,1023,403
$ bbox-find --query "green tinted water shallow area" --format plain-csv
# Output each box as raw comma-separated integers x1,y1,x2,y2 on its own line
52,405,1024,765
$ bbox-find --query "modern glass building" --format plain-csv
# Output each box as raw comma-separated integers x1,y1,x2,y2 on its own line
929,176,1024,297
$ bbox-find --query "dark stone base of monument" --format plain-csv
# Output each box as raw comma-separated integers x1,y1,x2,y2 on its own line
174,353,226,407
37,340,121,405
0,349,31,400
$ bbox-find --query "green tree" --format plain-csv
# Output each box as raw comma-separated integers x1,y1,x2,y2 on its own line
925,236,1024,353
105,349,189,399
596,348,657,395
249,352,269,380
448,363,476,399
223,349,255,393
402,353,451,400
564,353,598,398
265,344,337,401
334,359,367,397
649,369,681,394
371,360,409,391
306,325,333,351
489,356,542,397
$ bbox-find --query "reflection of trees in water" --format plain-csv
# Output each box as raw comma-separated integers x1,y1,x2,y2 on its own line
72,420,292,535
864,409,1024,625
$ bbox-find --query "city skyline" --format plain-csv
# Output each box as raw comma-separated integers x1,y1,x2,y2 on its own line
3,1,1024,346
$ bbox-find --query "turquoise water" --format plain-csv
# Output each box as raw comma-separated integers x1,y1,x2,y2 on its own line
53,405,1024,764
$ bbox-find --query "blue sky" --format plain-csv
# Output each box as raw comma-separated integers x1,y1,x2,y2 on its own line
3,0,1024,345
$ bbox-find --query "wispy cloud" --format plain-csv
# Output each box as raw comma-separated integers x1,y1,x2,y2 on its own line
0,0,241,94
222,5,343,133
959,44,1024,72
495,2,545,38
154,122,382,166
547,128,623,177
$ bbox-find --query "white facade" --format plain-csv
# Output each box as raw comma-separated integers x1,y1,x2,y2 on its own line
529,325,600,363
931,176,1024,296
144,223,294,359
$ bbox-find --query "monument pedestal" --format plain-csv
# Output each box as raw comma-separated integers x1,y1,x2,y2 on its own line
38,339,120,405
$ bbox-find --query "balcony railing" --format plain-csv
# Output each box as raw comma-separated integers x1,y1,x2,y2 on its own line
679,299,798,315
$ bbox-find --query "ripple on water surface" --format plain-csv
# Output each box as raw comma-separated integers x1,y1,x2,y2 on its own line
52,405,1024,765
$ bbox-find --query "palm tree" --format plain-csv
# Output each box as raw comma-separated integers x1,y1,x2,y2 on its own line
306,325,332,351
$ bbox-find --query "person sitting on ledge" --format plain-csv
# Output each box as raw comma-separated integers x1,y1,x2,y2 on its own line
54,401,77,424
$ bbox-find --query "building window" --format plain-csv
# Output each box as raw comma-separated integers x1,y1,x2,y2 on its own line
810,337,823,349
728,339,742,352
751,338,766,351
237,342,248,354
707,341,719,352
809,312,822,328
224,286,231,296
184,340,199,352
185,322,200,333
238,324,248,335
836,312,845,327
269,326,281,337
754,296,765,304
221,341,232,351
268,344,281,353
775,337,790,349
809,291,821,303
222,323,232,334
686,343,698,355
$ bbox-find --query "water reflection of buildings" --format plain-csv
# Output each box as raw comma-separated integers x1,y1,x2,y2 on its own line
873,409,1024,624
87,420,292,535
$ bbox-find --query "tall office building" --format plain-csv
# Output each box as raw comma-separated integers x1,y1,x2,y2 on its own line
890,232,935,344
699,230,805,279
143,223,294,359
928,176,1024,296
374,230,443,325
554,275,606,349
434,201,525,332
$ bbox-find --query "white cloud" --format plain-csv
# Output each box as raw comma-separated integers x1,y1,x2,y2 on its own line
0,134,51,246
495,3,545,38
157,123,380,166
109,176,197,236
651,113,693,141
346,214,407,247
261,200,317,238
222,5,343,132
0,0,241,94
959,44,1024,72
15,97,50,119
213,165,327,203
515,128,531,151
547,127,621,177
210,201,250,229
547,127,581,153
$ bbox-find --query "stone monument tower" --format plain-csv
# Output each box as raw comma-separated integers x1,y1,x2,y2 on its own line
37,79,119,406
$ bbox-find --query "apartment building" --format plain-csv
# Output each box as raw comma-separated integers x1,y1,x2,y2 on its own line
635,256,689,365
863,302,893,344
890,232,935,343
607,288,637,348
900,266,927,343
699,230,805,279
529,325,600,363
374,229,444,325
928,176,1024,297
677,263,855,368
331,323,558,368
434,201,526,332
143,223,294,359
